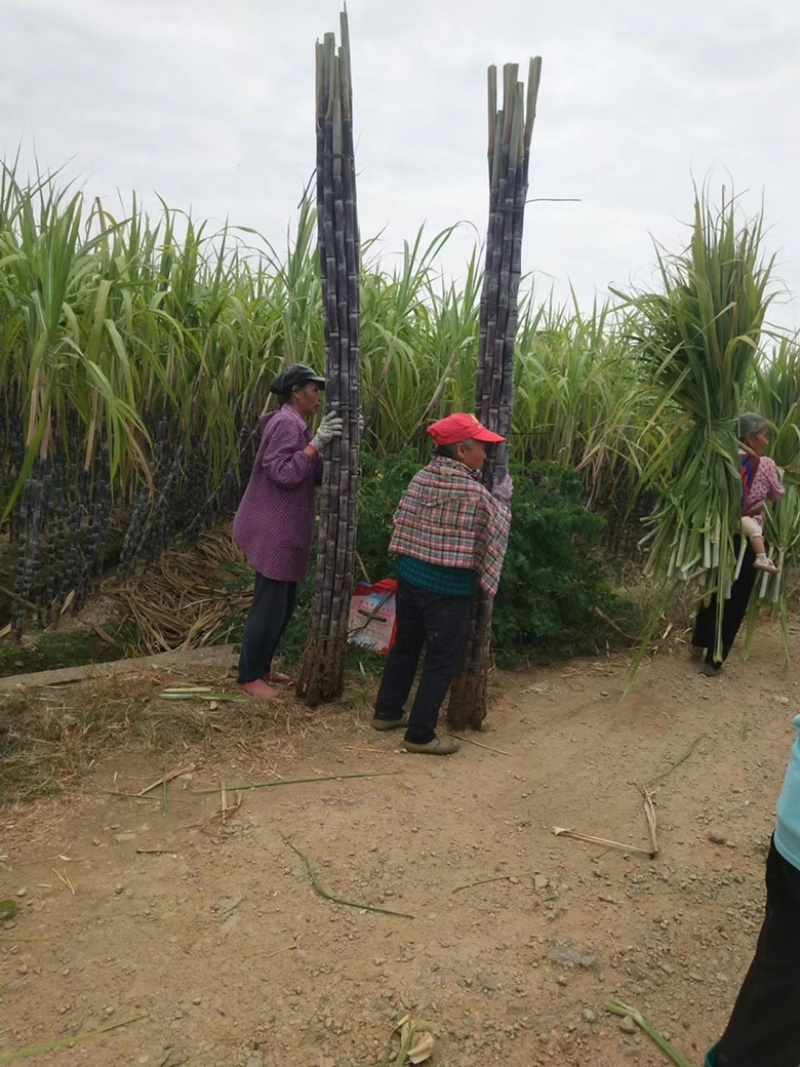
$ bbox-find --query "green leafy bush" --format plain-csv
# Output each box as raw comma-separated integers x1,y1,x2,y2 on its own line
356,449,422,582
495,462,631,664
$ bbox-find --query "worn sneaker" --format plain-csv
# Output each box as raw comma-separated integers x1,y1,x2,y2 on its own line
370,715,410,731
402,735,460,755
689,645,705,661
699,663,723,677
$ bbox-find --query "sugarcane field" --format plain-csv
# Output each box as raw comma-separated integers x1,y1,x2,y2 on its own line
2,4,800,1067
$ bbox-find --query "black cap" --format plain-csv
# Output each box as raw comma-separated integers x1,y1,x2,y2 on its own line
270,363,326,395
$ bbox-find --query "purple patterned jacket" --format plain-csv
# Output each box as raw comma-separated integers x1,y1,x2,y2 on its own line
232,406,323,582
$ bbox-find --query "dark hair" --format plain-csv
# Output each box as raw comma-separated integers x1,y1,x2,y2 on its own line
436,438,477,460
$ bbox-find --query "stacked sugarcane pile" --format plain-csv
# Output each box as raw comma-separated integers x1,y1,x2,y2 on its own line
621,193,774,665
296,9,362,704
447,58,542,730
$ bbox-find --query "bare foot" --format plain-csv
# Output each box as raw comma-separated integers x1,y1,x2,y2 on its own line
238,679,280,701
265,670,292,686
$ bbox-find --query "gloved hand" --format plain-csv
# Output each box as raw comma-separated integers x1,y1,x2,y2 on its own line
310,411,344,451
491,472,513,504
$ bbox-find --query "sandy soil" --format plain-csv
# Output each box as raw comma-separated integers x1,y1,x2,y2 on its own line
1,621,798,1067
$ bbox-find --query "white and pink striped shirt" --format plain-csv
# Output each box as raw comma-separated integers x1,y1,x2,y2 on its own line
742,454,785,523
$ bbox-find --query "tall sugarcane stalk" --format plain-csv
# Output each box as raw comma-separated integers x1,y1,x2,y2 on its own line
296,8,361,704
447,58,542,730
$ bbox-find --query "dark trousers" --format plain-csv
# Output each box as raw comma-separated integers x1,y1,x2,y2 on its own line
692,539,758,666
710,839,800,1067
237,574,297,684
373,579,471,744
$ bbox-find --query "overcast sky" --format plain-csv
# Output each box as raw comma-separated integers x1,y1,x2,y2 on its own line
3,0,799,332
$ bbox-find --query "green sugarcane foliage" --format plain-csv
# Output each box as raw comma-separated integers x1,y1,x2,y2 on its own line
6,140,752,646
0,160,314,631
0,157,659,638
618,190,775,673
742,337,800,660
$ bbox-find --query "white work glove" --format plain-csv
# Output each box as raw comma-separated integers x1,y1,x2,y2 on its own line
310,411,343,451
491,472,513,504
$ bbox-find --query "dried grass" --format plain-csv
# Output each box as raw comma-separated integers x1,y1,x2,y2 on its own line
105,527,248,655
0,524,382,806
0,662,357,806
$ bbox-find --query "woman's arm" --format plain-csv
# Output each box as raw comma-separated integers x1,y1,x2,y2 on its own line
262,420,318,488
763,457,786,501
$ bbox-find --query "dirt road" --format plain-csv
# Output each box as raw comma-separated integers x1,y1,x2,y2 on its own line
1,623,797,1066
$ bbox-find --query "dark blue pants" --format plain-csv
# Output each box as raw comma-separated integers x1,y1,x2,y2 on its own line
237,574,297,683
708,839,800,1067
373,578,471,744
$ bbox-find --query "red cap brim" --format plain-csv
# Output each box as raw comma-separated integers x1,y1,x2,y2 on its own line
471,427,506,443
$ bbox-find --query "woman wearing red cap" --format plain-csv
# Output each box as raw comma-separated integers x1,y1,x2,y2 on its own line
233,363,342,700
370,413,513,753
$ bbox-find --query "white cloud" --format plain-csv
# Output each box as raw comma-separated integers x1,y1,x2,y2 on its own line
1,0,798,330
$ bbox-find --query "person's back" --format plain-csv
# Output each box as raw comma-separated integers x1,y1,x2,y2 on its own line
390,452,509,599
775,715,800,877
370,413,512,755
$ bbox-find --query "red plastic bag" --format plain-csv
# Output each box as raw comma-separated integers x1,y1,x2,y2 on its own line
348,579,397,656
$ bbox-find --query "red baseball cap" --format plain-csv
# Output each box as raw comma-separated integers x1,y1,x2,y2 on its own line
427,413,506,446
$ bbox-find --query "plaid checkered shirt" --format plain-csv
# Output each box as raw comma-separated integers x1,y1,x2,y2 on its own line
388,456,511,598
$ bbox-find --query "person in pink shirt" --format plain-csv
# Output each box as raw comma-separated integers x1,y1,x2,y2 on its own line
740,434,784,573
232,364,342,700
692,412,785,675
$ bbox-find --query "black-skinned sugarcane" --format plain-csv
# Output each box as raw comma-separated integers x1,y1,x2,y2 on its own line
297,7,362,704
447,57,542,730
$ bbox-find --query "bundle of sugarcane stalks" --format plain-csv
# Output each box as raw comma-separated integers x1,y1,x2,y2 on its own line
447,57,543,730
620,191,775,676
297,7,362,704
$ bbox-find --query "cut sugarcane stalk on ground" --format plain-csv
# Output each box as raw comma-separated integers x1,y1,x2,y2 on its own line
447,56,542,730
605,1000,697,1067
617,190,776,676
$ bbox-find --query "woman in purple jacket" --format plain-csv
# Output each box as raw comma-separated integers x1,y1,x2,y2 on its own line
233,364,342,700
